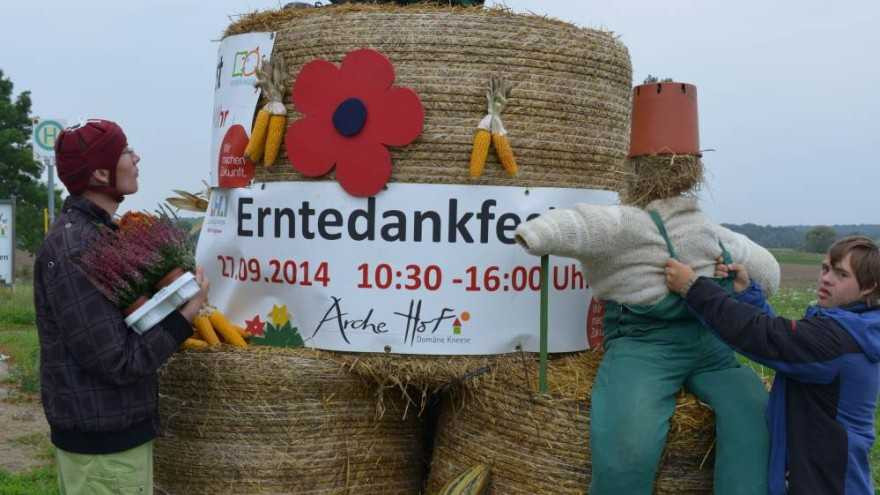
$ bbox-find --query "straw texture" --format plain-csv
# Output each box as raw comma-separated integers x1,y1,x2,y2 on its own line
621,153,703,207
328,351,543,413
154,347,425,494
227,4,632,191
426,351,716,494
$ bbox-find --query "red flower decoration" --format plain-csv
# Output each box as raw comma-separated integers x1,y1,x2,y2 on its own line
245,315,266,337
285,49,424,197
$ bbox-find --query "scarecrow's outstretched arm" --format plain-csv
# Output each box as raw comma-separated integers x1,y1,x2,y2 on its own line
514,204,621,260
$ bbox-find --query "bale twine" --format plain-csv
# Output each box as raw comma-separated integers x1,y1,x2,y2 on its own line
155,347,425,494
226,4,633,191
426,351,716,494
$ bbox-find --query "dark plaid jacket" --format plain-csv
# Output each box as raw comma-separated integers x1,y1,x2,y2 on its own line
33,195,191,454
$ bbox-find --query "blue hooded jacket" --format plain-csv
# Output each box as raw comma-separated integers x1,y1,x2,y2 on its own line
686,278,880,495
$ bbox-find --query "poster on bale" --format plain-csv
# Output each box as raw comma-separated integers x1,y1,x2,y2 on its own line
197,182,615,354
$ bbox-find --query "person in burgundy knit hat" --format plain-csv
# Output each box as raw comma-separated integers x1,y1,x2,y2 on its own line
34,119,209,494
54,119,136,203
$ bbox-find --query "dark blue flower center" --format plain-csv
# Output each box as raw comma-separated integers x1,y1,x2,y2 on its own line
332,98,367,137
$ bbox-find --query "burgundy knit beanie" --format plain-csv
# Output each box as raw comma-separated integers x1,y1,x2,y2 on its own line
54,119,127,195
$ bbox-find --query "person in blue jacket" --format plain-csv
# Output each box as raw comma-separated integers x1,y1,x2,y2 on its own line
664,235,880,495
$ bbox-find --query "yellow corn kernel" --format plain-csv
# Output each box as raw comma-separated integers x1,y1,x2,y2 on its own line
244,108,270,163
469,129,491,178
208,310,248,349
492,132,518,177
263,114,286,167
193,315,220,346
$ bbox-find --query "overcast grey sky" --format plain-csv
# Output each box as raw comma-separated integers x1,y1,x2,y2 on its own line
2,1,877,225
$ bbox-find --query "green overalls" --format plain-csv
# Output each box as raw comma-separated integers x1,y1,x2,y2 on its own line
589,211,769,495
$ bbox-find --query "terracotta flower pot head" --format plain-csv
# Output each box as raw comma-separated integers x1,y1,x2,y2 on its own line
628,82,699,158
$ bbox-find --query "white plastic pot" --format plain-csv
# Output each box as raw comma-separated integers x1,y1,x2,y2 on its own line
124,271,200,334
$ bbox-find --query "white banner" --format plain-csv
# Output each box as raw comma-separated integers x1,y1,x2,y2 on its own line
0,201,13,285
209,32,276,187
196,182,617,355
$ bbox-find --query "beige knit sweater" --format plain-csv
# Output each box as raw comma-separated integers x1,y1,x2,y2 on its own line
515,196,780,305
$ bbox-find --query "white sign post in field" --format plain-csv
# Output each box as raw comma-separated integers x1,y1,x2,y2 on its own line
0,200,14,286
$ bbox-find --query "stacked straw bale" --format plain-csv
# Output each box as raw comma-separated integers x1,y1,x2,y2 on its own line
155,347,425,494
426,351,716,494
190,7,720,495
226,3,633,191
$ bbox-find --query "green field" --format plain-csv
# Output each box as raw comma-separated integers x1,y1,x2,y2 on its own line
770,248,825,265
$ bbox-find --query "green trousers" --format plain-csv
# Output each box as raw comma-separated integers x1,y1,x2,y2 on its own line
589,324,769,495
56,441,153,495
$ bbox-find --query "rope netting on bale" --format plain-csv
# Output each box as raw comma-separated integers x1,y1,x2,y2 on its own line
154,347,425,494
426,351,717,494
226,3,633,191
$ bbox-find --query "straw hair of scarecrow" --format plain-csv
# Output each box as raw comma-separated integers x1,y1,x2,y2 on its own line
157,3,721,494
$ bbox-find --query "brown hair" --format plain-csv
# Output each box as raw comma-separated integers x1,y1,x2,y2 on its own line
829,235,880,306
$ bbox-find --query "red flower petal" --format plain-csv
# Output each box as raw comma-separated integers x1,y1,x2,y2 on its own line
372,87,425,147
293,59,342,115
285,116,337,177
340,49,395,93
335,142,391,197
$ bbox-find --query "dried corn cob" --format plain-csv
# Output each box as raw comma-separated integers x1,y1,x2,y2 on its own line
469,115,492,178
208,309,248,348
492,120,518,177
193,314,220,346
244,107,270,163
264,108,287,167
469,76,517,177
248,55,288,167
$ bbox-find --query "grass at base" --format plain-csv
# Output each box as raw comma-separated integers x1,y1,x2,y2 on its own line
0,284,36,327
0,466,58,495
0,328,40,395
0,281,40,395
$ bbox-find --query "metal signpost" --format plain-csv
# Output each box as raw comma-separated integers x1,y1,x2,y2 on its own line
32,118,66,225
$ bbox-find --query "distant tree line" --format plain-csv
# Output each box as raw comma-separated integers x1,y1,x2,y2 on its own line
723,223,880,253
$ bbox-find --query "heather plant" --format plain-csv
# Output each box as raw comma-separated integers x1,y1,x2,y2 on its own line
79,213,194,310
81,226,153,309
128,217,195,280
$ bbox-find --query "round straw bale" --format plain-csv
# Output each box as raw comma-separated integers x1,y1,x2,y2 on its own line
426,351,716,494
226,3,632,191
154,347,425,494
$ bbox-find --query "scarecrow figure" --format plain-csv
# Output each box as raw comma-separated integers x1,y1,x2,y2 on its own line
515,82,778,495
